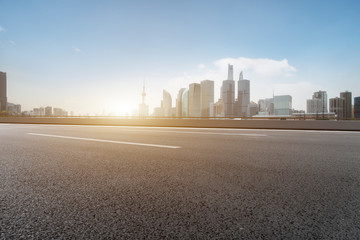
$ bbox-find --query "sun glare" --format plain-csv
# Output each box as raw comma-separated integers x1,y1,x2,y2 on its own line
108,104,136,116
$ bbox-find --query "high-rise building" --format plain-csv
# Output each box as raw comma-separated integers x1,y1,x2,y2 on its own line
45,106,52,116
7,103,21,115
306,90,327,114
39,107,45,116
340,91,352,119
227,64,233,81
247,102,258,117
329,97,344,120
221,64,235,117
354,97,360,119
162,90,172,117
237,71,250,117
188,83,201,117
274,95,292,116
306,99,321,114
33,108,40,116
53,108,62,116
182,89,189,117
0,71,7,112
212,99,224,117
176,88,186,117
200,80,214,117
257,98,274,115
138,83,149,117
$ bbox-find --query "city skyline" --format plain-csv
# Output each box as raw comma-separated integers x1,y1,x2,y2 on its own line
1,1,360,115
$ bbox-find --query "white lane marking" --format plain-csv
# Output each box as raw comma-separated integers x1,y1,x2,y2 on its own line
27,133,181,149
112,129,267,137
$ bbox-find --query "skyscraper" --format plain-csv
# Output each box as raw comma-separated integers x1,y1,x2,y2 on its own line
340,91,352,119
0,71,7,112
45,106,52,116
329,97,344,120
176,88,186,117
188,83,201,117
307,90,327,114
162,90,172,117
138,82,149,117
221,64,235,117
274,95,292,116
237,71,250,117
200,80,214,117
354,97,360,119
182,89,189,117
227,64,233,81
258,98,274,115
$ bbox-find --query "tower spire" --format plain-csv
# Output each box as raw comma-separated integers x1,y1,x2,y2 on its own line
227,64,233,80
239,71,243,80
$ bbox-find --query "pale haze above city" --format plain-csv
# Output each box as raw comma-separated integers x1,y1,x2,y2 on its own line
0,0,359,115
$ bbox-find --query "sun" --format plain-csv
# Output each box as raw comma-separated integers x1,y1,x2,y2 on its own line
108,103,136,116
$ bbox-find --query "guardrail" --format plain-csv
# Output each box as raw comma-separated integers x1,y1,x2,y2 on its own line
0,117,360,131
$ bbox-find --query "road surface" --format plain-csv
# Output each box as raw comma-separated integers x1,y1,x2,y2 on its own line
1,124,360,239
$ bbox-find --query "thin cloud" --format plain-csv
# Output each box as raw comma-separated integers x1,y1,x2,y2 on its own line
214,57,296,77
0,25,5,32
73,47,81,53
198,64,206,69
9,40,16,45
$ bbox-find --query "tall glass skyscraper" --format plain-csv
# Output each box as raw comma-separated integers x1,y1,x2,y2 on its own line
237,71,250,117
340,91,352,120
200,80,214,117
274,95,292,116
176,88,186,117
307,90,328,114
182,89,189,117
221,64,235,117
188,83,201,117
0,71,7,112
162,90,172,117
354,97,360,119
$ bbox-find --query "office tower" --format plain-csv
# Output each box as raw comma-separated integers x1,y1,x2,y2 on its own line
138,83,149,117
53,108,63,116
200,80,214,117
221,64,235,117
213,99,224,117
45,106,52,116
340,91,352,119
329,97,344,120
176,88,186,117
354,97,360,119
247,102,259,117
0,71,7,112
237,71,250,117
188,83,201,117
306,90,327,114
306,99,321,114
182,89,189,117
7,103,21,115
227,64,233,80
33,108,40,116
162,90,172,117
274,95,292,115
257,98,274,115
39,107,45,116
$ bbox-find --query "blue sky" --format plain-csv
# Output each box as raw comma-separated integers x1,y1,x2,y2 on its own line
0,0,359,114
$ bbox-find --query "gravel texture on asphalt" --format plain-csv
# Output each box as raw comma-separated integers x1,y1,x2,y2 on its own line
1,124,360,239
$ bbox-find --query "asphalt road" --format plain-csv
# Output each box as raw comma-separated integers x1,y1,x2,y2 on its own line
1,124,360,239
